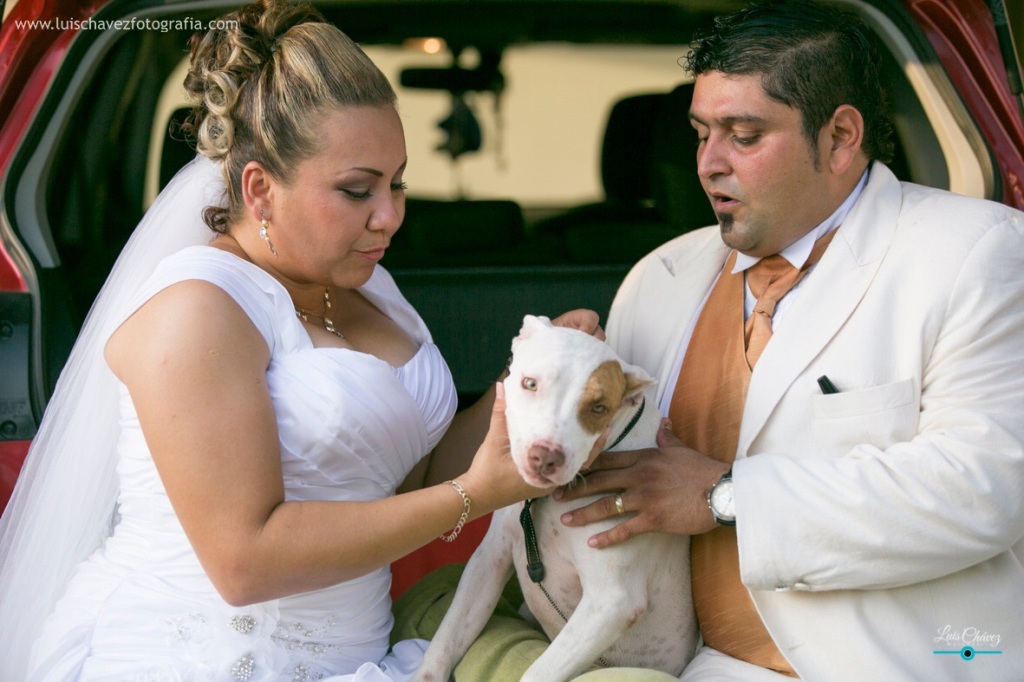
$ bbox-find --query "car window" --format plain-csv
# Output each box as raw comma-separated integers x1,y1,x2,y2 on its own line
368,43,692,207
145,42,693,212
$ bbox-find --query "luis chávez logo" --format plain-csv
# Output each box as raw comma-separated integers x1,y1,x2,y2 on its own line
933,625,1003,660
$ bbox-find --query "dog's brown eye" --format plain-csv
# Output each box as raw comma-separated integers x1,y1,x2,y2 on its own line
522,377,538,391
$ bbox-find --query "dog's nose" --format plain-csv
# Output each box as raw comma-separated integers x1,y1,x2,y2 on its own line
527,443,565,478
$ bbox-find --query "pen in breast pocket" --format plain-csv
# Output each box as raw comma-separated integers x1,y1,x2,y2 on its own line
817,375,840,394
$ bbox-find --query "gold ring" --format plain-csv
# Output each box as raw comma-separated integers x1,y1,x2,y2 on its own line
614,494,626,516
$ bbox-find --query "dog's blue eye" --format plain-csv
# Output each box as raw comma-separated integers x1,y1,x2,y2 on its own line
591,404,607,414
522,377,538,391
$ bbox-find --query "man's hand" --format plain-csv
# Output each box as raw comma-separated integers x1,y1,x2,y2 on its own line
554,420,730,548
551,309,606,341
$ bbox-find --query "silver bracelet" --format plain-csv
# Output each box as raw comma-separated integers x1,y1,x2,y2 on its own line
440,479,472,542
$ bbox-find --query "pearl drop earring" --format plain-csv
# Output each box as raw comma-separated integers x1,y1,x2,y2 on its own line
259,212,277,256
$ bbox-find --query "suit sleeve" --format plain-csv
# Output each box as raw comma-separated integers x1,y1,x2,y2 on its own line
736,215,1024,592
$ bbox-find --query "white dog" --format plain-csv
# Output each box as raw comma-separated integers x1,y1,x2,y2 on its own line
414,315,697,682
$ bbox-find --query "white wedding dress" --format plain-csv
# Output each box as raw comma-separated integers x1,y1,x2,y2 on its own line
28,246,458,682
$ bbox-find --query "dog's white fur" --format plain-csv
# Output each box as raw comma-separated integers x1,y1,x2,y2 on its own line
414,315,697,682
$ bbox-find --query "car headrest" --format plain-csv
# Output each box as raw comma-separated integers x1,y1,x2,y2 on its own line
600,93,665,203
651,82,717,230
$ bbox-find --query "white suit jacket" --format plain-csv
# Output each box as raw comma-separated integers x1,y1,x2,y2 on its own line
606,163,1024,680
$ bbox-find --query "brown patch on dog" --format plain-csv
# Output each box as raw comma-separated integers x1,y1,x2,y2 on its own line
577,360,627,434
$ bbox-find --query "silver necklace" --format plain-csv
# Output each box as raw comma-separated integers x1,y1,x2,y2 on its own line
295,288,345,338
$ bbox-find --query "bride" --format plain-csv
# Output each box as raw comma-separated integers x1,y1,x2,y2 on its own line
0,1,600,679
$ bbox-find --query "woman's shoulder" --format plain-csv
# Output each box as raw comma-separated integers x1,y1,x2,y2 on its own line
153,245,276,286
127,245,299,354
106,274,273,376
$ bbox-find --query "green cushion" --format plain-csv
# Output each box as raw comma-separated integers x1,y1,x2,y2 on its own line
392,563,680,681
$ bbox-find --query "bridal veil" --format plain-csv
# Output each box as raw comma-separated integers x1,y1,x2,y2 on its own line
0,155,225,680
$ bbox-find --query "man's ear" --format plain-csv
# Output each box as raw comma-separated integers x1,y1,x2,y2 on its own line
241,161,274,222
825,104,865,175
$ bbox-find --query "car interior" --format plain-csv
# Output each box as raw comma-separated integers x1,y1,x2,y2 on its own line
3,0,992,414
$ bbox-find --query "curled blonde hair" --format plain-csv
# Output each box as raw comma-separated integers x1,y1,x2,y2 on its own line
182,0,397,232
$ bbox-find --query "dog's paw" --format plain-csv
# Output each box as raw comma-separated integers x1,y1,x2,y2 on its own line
412,675,449,682
410,665,451,682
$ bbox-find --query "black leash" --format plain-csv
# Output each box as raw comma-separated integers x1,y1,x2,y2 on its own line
520,498,547,584
520,498,570,622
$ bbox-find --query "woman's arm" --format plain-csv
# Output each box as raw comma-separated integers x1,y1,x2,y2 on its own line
106,280,543,606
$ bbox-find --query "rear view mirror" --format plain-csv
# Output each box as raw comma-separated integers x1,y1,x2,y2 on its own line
399,49,504,94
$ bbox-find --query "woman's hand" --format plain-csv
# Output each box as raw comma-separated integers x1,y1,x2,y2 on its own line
551,308,605,341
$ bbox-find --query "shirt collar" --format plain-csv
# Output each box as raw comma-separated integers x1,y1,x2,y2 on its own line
733,169,869,274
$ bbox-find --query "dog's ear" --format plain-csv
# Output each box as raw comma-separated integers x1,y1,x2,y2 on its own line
512,314,544,356
621,363,655,407
516,314,554,340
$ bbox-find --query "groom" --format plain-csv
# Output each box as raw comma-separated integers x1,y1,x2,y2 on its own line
558,1,1024,679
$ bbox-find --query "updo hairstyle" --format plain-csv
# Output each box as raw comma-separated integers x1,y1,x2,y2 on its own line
182,0,397,232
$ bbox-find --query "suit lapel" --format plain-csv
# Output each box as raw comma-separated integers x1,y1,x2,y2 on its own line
651,233,732,397
737,163,904,457
629,230,731,401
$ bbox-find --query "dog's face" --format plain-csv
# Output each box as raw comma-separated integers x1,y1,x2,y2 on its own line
503,315,653,487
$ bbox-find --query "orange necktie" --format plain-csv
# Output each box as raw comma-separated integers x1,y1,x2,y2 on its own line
669,230,836,677
745,230,837,366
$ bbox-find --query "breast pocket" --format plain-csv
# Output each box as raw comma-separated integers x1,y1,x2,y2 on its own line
810,378,919,452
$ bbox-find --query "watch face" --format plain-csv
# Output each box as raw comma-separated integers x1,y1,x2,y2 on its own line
710,479,735,520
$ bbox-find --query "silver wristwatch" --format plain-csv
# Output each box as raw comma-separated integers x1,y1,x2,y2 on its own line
707,468,736,527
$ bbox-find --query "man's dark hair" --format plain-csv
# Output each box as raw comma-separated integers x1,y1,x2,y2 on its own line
686,0,896,163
